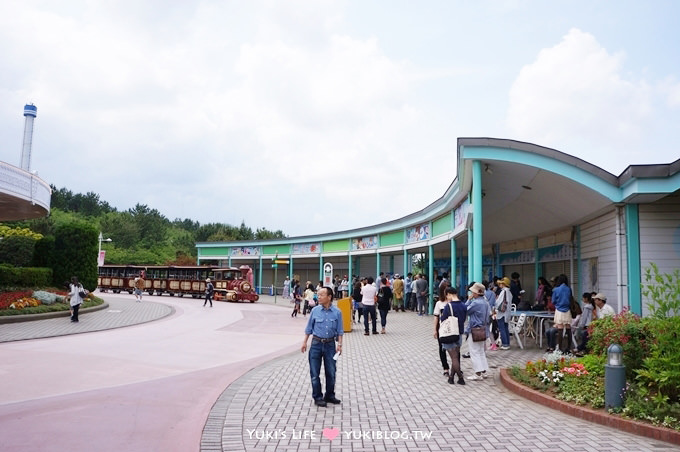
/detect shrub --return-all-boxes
[588,309,651,379]
[0,264,52,287]
[641,263,680,318]
[53,223,98,291]
[33,235,55,268]
[0,235,37,266]
[635,316,680,403]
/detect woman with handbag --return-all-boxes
[466,282,490,381]
[438,287,467,385]
[68,276,84,323]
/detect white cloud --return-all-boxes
[506,28,654,171]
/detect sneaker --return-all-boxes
[500,345,510,350]
[462,352,471,358]
[481,371,488,379]
[457,373,466,385]
[489,344,498,351]
[468,374,483,381]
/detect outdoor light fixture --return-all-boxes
[484,164,493,175]
[605,343,626,409]
[607,344,623,366]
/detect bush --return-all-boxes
[53,223,98,291]
[0,264,52,287]
[635,316,680,403]
[642,263,680,318]
[33,235,55,268]
[588,309,651,379]
[0,235,37,266]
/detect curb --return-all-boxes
[499,368,680,446]
[0,302,110,324]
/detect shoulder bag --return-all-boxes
[438,302,460,344]
[470,326,486,342]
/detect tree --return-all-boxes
[99,211,140,248]
[128,204,169,246]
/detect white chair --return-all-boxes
[509,313,526,349]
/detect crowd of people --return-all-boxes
[292,270,611,405]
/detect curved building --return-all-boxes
[196,138,680,316]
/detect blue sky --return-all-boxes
[1,0,678,236]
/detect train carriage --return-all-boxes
[97,264,258,302]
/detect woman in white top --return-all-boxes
[68,276,85,323]
[494,277,513,350]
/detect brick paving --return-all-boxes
[201,301,679,452]
[0,296,173,342]
[2,293,677,451]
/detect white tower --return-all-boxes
[20,104,38,171]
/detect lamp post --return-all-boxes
[605,344,626,409]
[98,232,112,266]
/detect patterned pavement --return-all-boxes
[2,293,678,451]
[202,299,679,452]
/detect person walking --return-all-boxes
[351,281,363,324]
[415,273,429,316]
[203,278,214,307]
[438,287,467,385]
[133,273,145,302]
[377,277,392,334]
[392,274,404,311]
[68,276,84,323]
[466,282,491,381]
[301,287,344,407]
[361,276,378,335]
[283,276,291,299]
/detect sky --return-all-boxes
[1,0,679,237]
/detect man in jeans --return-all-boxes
[415,273,429,316]
[301,287,344,407]
[360,276,378,335]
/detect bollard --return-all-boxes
[604,344,626,409]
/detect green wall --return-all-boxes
[263,244,290,254]
[199,247,230,256]
[432,213,452,237]
[323,239,349,252]
[380,231,403,247]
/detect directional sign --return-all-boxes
[274,259,289,264]
[272,264,278,268]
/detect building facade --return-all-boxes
[196,138,680,316]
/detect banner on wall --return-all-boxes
[97,251,106,267]
[406,223,430,243]
[231,246,261,256]
[454,198,470,229]
[292,243,320,254]
[351,236,378,250]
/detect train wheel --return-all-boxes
[169,293,175,297]
[178,293,184,298]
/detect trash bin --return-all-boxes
[336,297,353,332]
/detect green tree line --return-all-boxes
[3,185,286,266]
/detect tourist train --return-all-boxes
[96,265,259,302]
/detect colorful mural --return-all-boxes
[292,243,320,254]
[231,246,261,256]
[351,236,378,250]
[406,223,430,243]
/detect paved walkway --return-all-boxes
[200,303,679,452]
[0,293,677,452]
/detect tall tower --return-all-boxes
[20,104,38,171]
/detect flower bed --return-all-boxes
[0,288,103,316]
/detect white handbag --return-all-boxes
[438,302,460,344]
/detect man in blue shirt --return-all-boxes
[301,287,344,407]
